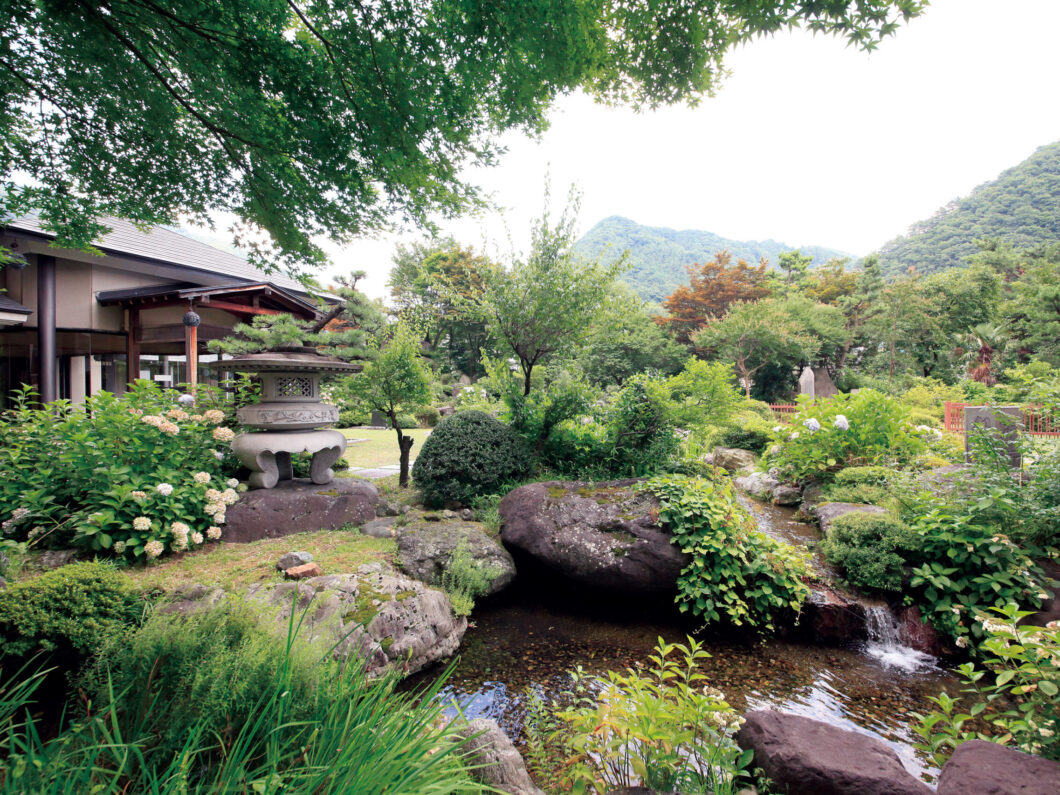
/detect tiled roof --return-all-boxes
[0,294,31,315]
[4,215,309,293]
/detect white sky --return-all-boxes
[318,0,1060,299]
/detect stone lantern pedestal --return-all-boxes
[211,349,361,489]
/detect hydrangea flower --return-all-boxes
[158,421,180,435]
[227,478,239,488]
[130,490,147,500]
[221,488,238,506]
[205,501,225,517]
[803,418,821,433]
[113,540,126,554]
[156,483,174,496]
[205,488,222,502]
[212,450,224,461]
[212,427,235,442]
[166,408,189,421]
[773,426,783,433]
[206,526,222,540]
[144,539,164,559]
[833,415,849,430]
[193,471,211,484]
[141,415,164,427]
[191,531,204,545]
[132,516,151,531]
[177,393,195,405]
[203,409,225,424]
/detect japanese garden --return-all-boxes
[0,2,1058,794]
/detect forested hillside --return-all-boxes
[876,141,1060,276]
[572,216,851,303]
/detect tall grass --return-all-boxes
[0,604,482,794]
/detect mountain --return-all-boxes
[876,141,1060,276]
[572,216,852,303]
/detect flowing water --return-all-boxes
[405,500,958,782]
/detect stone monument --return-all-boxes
[963,405,1023,468]
[211,349,361,489]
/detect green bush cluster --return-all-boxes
[337,408,370,427]
[415,405,442,427]
[769,389,926,481]
[0,383,242,561]
[644,475,811,631]
[715,411,774,453]
[0,562,143,659]
[820,512,921,592]
[0,604,479,794]
[80,600,327,765]
[412,411,532,506]
[438,540,501,616]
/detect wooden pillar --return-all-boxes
[126,307,141,386]
[37,254,57,403]
[183,305,200,388]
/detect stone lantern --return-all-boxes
[211,348,361,489]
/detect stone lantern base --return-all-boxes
[232,429,348,489]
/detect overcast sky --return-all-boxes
[319,0,1060,299]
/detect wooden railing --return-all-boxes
[768,404,798,423]
[944,402,1060,437]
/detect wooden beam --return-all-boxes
[126,307,141,386]
[200,299,287,316]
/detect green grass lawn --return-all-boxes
[339,427,431,469]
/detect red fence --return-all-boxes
[944,402,1060,437]
[768,404,798,423]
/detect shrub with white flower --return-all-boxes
[2,380,242,562]
[833,414,849,430]
[191,531,204,545]
[226,478,240,488]
[803,418,821,433]
[206,526,222,540]
[212,426,235,443]
[177,393,195,405]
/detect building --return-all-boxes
[0,216,323,407]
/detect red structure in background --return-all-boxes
[944,402,1060,437]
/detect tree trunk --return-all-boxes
[397,429,415,488]
[522,362,533,396]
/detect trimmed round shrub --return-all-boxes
[393,413,418,429]
[820,512,920,592]
[412,411,531,506]
[338,408,370,427]
[717,411,774,453]
[833,466,893,486]
[0,561,144,659]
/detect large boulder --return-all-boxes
[713,447,757,473]
[816,502,888,536]
[499,480,687,592]
[455,718,545,795]
[794,583,869,645]
[247,564,465,677]
[735,471,780,500]
[397,517,516,596]
[937,739,1060,795]
[772,483,803,506]
[737,710,932,795]
[224,478,379,543]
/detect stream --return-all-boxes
[406,499,959,782]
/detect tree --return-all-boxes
[962,323,1008,386]
[354,325,432,487]
[388,240,496,377]
[1,1,923,270]
[475,189,625,395]
[693,298,815,399]
[575,284,686,387]
[777,249,813,292]
[660,251,773,344]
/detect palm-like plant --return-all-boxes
[962,323,1008,386]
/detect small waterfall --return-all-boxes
[863,606,935,672]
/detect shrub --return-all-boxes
[833,466,894,486]
[770,390,926,481]
[644,475,811,631]
[291,452,349,478]
[914,603,1060,766]
[820,512,920,592]
[391,412,419,429]
[337,408,370,427]
[80,600,327,765]
[558,637,752,794]
[542,417,611,479]
[905,508,1049,641]
[439,541,502,616]
[604,373,680,476]
[0,562,143,659]
[412,411,532,506]
[0,608,478,794]
[415,406,441,428]
[666,359,742,427]
[0,383,240,560]
[716,411,774,454]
